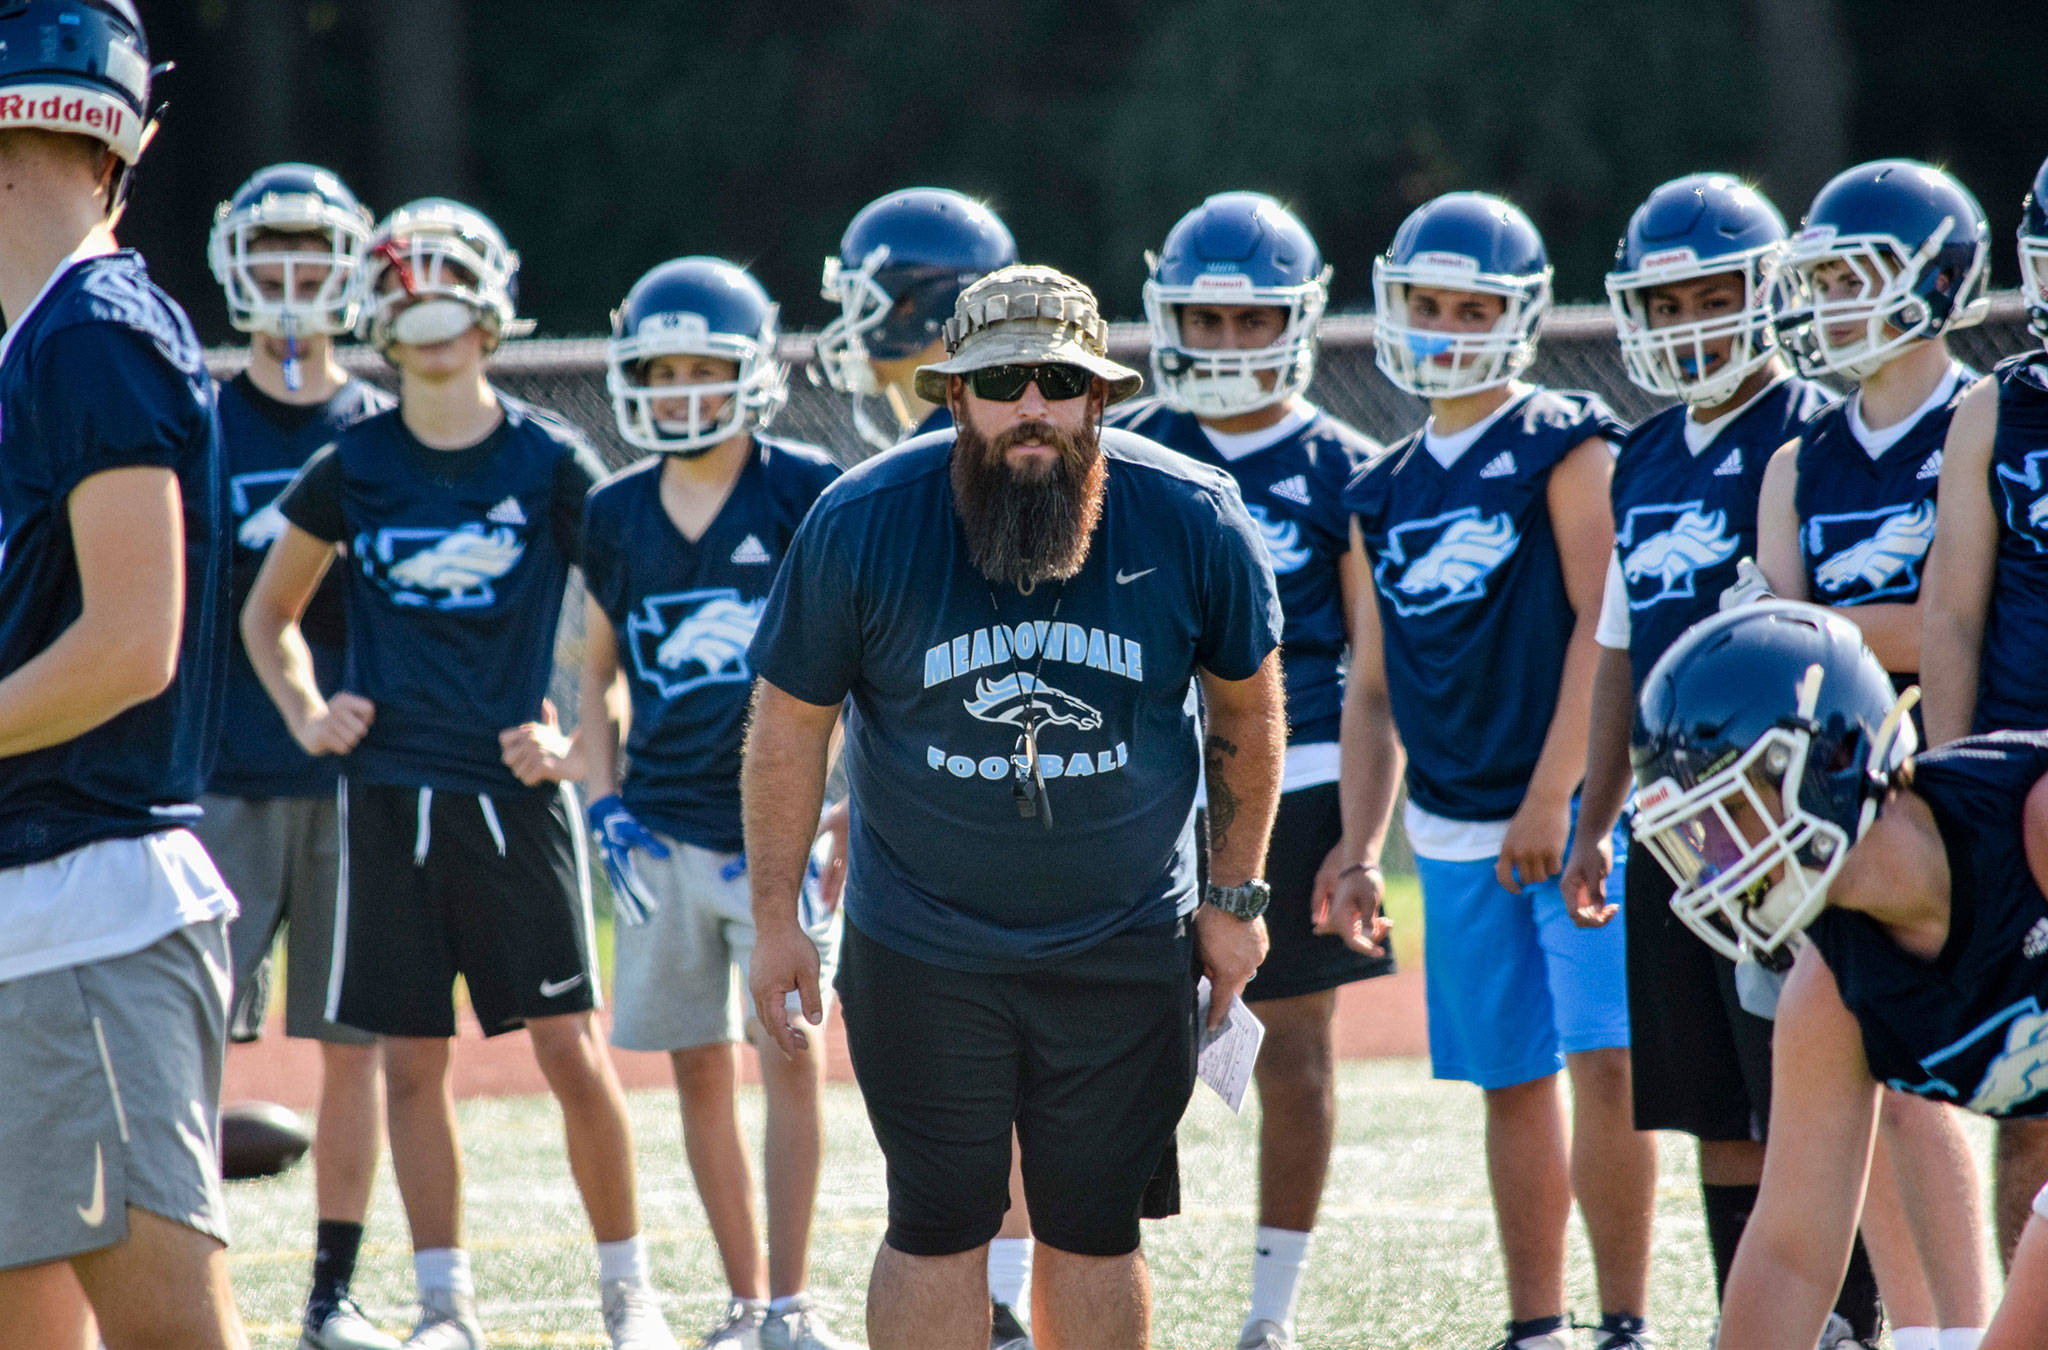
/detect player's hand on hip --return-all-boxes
[1562,835,1619,928]
[586,794,669,926]
[1497,792,1571,894]
[500,698,578,785]
[1194,904,1268,1030]
[296,691,374,756]
[1316,861,1392,957]
[812,798,850,912]
[750,918,823,1059]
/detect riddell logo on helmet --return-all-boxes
[1640,248,1700,270]
[0,94,124,138]
[1192,271,1254,290]
[1414,252,1480,273]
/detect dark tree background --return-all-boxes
[124,0,2045,344]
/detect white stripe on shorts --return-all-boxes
[326,780,352,1023]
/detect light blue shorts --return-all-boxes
[1414,820,1630,1089]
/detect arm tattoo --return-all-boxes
[1205,732,1240,856]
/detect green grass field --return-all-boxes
[224,1061,1755,1350]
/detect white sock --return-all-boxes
[414,1247,473,1300]
[596,1235,649,1286]
[768,1293,808,1315]
[1938,1331,1985,1350]
[987,1237,1032,1309]
[1245,1226,1311,1333]
[1892,1330,1937,1350]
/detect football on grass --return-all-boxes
[220,1100,311,1180]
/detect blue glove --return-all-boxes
[587,794,670,926]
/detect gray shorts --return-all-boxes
[195,791,369,1046]
[0,919,231,1269]
[610,838,841,1053]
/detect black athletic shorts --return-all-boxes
[331,780,597,1038]
[1234,783,1396,1003]
[1624,844,1773,1140]
[835,916,1196,1258]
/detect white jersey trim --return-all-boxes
[1595,551,1632,650]
[1847,364,1967,460]
[0,829,236,984]
[1403,798,1511,863]
[1198,402,1316,462]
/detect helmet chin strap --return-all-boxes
[392,298,479,347]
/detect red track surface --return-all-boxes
[222,972,1428,1110]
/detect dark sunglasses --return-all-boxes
[966,363,1094,402]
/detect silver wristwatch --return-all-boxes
[1202,878,1271,921]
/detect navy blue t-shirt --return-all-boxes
[1344,388,1621,820]
[1809,733,2048,1117]
[1980,355,2048,732]
[0,251,227,868]
[911,405,953,439]
[1110,400,1375,746]
[1793,371,1970,673]
[583,437,841,850]
[208,374,392,798]
[748,427,1281,972]
[1612,379,1835,696]
[277,397,605,795]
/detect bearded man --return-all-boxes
[743,265,1285,1350]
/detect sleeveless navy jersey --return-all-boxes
[1612,379,1835,696]
[1794,369,1971,690]
[1344,389,1622,820]
[207,374,392,798]
[583,438,841,851]
[1109,400,1374,745]
[1980,355,2048,732]
[1809,733,2048,1118]
[749,426,1281,973]
[277,397,605,795]
[0,251,227,868]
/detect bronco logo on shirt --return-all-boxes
[357,523,525,610]
[1244,503,1313,575]
[626,589,767,699]
[230,470,301,551]
[1996,449,2048,554]
[1618,503,1739,609]
[1373,507,1520,617]
[1803,500,1937,601]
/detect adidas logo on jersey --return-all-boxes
[2024,917,2048,960]
[486,496,527,526]
[1478,451,1517,479]
[1713,448,1743,477]
[1918,451,1944,480]
[731,534,772,565]
[1269,474,1313,506]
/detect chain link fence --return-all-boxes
[206,296,2040,853]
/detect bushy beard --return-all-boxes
[951,415,1106,591]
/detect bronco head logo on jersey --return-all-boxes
[230,469,301,551]
[1374,507,1519,616]
[1243,503,1313,575]
[1996,449,2048,554]
[963,672,1104,732]
[358,523,526,609]
[1804,500,1936,602]
[626,589,767,699]
[1618,503,1739,609]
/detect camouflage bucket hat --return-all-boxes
[913,264,1144,405]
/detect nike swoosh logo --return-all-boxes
[78,1143,106,1227]
[1115,568,1157,584]
[539,973,587,998]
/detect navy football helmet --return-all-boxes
[816,187,1016,447]
[1606,174,1788,407]
[357,198,534,354]
[208,164,373,340]
[0,1,150,164]
[1142,191,1330,418]
[1631,601,1917,962]
[1775,159,1990,380]
[2021,154,2048,347]
[608,257,788,456]
[1373,192,1552,397]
